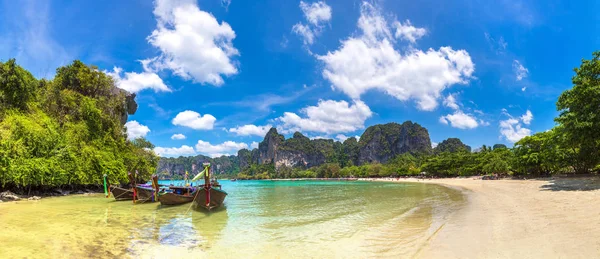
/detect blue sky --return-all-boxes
[1,0,599,157]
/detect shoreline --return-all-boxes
[366,177,600,258]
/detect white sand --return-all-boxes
[366,177,600,258]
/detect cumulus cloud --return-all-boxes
[172,110,216,130]
[432,142,438,148]
[513,60,529,81]
[293,1,331,45]
[443,93,460,110]
[500,109,533,142]
[144,0,239,86]
[393,20,427,43]
[171,133,186,140]
[317,2,474,111]
[250,141,259,149]
[440,93,482,129]
[520,110,533,124]
[105,66,170,94]
[277,99,373,134]
[300,1,331,25]
[292,23,315,45]
[154,145,196,157]
[125,121,150,140]
[439,111,479,129]
[195,140,248,157]
[229,124,272,137]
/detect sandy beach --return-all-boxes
[364,177,600,258]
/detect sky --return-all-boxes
[1,0,599,157]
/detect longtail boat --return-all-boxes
[134,175,163,203]
[104,173,136,201]
[192,162,228,210]
[158,186,197,205]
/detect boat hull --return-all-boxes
[193,188,227,210]
[135,186,158,203]
[158,192,196,205]
[110,186,133,201]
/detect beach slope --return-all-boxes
[374,177,600,258]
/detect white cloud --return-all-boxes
[277,99,373,134]
[293,1,331,45]
[144,0,239,86]
[317,2,474,111]
[125,121,150,140]
[154,145,196,157]
[229,124,272,137]
[300,1,331,25]
[520,110,533,125]
[521,86,527,92]
[513,60,529,81]
[335,134,348,142]
[393,20,427,43]
[172,110,216,130]
[439,111,479,129]
[292,23,315,45]
[171,133,186,140]
[432,142,438,148]
[479,119,491,126]
[195,140,248,157]
[106,67,170,93]
[499,109,532,142]
[443,93,460,110]
[250,141,259,149]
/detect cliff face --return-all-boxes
[158,121,436,175]
[249,130,325,169]
[358,122,432,164]
[156,155,239,178]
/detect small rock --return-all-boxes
[0,191,21,201]
[28,196,41,201]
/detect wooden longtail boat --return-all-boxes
[192,162,228,211]
[158,186,197,205]
[104,173,138,201]
[133,175,163,203]
[109,186,134,201]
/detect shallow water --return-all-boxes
[0,180,464,258]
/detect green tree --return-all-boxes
[555,51,600,173]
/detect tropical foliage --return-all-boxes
[0,59,158,190]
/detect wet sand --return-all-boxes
[366,177,600,258]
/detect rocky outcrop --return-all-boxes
[434,138,471,153]
[159,121,438,174]
[0,191,21,201]
[358,122,432,164]
[156,155,239,178]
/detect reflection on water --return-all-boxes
[0,180,464,258]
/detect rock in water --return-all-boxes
[0,191,21,201]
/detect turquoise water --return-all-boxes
[0,180,464,258]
